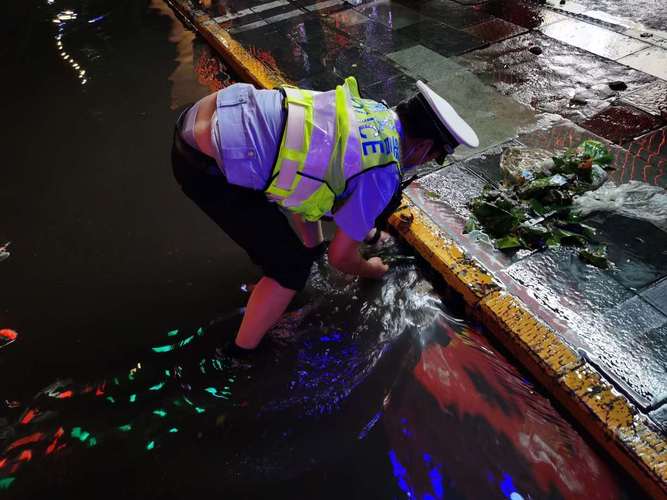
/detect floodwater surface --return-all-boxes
[1,0,646,498]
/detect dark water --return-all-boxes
[0,1,645,498]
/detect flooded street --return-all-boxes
[0,0,653,498]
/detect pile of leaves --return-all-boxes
[464,140,614,268]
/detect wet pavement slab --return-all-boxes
[641,278,667,316]
[622,80,667,118]
[539,18,650,61]
[579,104,665,146]
[454,32,658,122]
[544,0,667,34]
[618,46,667,81]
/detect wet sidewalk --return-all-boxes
[166,0,666,494]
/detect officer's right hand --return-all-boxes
[367,257,389,279]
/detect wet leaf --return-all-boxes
[495,235,523,250]
[581,140,613,166]
[553,228,587,247]
[463,217,480,234]
[579,246,610,269]
[530,198,546,215]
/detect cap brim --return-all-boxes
[416,81,479,148]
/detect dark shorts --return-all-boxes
[171,107,315,291]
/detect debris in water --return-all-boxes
[0,242,10,262]
[464,141,615,268]
[608,81,627,91]
[0,329,18,349]
[570,92,591,106]
[573,181,667,231]
[578,246,610,269]
[528,46,543,55]
[500,147,554,186]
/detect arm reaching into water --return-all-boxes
[328,228,388,279]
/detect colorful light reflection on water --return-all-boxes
[0,242,643,498]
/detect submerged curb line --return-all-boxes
[166,1,667,496]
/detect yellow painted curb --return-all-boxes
[165,5,667,497]
[394,200,667,499]
[389,202,500,305]
[167,0,287,89]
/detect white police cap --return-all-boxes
[416,80,479,148]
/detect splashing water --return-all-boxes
[0,239,639,498]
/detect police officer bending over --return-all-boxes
[172,77,478,357]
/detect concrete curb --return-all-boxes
[166,1,667,496]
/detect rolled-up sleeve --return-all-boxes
[332,165,400,241]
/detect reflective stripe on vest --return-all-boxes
[266,76,402,221]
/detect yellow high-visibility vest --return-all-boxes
[265,77,402,221]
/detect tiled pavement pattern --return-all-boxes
[191,0,667,430]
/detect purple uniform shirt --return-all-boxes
[212,83,400,242]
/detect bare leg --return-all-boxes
[234,276,297,349]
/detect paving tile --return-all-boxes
[540,18,650,61]
[543,0,595,16]
[203,0,273,17]
[329,18,417,53]
[455,32,657,122]
[590,299,667,409]
[425,66,538,158]
[328,46,406,87]
[233,25,328,80]
[353,0,424,30]
[249,0,305,20]
[213,8,264,29]
[397,19,486,57]
[363,72,418,106]
[584,213,667,291]
[326,6,372,28]
[386,44,458,82]
[622,80,667,118]
[400,0,493,29]
[465,18,527,44]
[649,403,667,434]
[625,127,667,184]
[641,277,667,316]
[269,13,333,42]
[506,246,636,327]
[579,104,665,145]
[410,164,487,221]
[486,0,569,29]
[618,46,667,80]
[549,0,667,33]
[299,0,350,15]
[505,246,667,408]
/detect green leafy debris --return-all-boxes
[465,141,613,268]
[579,246,610,269]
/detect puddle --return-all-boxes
[0,242,644,498]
